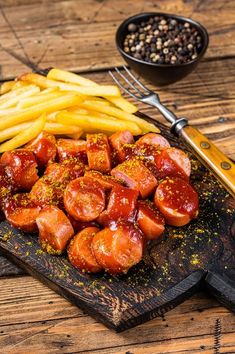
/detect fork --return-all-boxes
[109,66,235,199]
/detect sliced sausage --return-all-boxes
[154,177,199,227]
[67,227,102,273]
[84,170,122,191]
[45,161,84,185]
[136,133,170,149]
[4,193,41,232]
[36,205,74,255]
[67,214,99,234]
[1,149,39,191]
[98,186,139,225]
[30,177,64,208]
[57,138,87,163]
[64,176,105,222]
[86,133,112,173]
[137,200,165,240]
[26,131,57,168]
[111,158,158,198]
[109,130,134,162]
[0,165,14,210]
[155,147,191,180]
[92,222,143,274]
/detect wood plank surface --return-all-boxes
[0,276,234,354]
[0,0,235,80]
[0,0,235,352]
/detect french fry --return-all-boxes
[20,73,120,97]
[68,106,118,120]
[0,85,40,109]
[0,121,84,143]
[18,91,65,109]
[104,96,138,114]
[56,111,142,135]
[11,80,29,90]
[0,81,16,95]
[0,114,46,153]
[0,122,31,142]
[0,93,83,131]
[84,97,111,106]
[47,68,96,87]
[0,107,20,117]
[47,68,138,113]
[44,122,83,136]
[80,100,159,133]
[38,87,58,95]
[46,111,60,122]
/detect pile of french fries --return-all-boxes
[0,68,159,152]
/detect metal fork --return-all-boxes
[109,66,235,199]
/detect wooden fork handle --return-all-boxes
[180,125,235,199]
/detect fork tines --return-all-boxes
[109,66,151,100]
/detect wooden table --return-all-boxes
[0,1,234,353]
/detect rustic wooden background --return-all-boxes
[0,0,235,353]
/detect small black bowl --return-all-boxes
[116,12,209,86]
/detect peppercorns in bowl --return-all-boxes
[116,12,209,85]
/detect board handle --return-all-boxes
[180,125,235,199]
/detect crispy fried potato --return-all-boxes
[0,121,83,143]
[0,114,46,153]
[0,69,159,151]
[47,68,96,87]
[56,111,142,135]
[38,87,58,95]
[47,68,138,113]
[68,106,118,120]
[20,73,120,97]
[18,91,65,109]
[44,122,83,136]
[106,96,138,114]
[0,85,40,109]
[0,81,16,95]
[80,100,159,133]
[0,107,20,117]
[0,94,83,131]
[0,122,31,142]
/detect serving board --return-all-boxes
[0,117,234,332]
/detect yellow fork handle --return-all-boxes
[180,125,235,199]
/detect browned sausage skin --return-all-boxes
[36,205,74,255]
[1,150,39,191]
[4,193,41,233]
[57,138,87,163]
[26,131,57,168]
[109,130,134,162]
[64,176,106,222]
[111,158,158,198]
[137,200,165,240]
[92,222,143,274]
[67,227,102,273]
[154,177,199,227]
[86,133,112,173]
[98,186,139,225]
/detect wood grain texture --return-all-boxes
[0,276,234,354]
[0,0,235,79]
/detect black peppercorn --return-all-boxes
[123,16,203,65]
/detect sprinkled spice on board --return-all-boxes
[1,230,12,242]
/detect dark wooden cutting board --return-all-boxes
[0,117,234,332]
